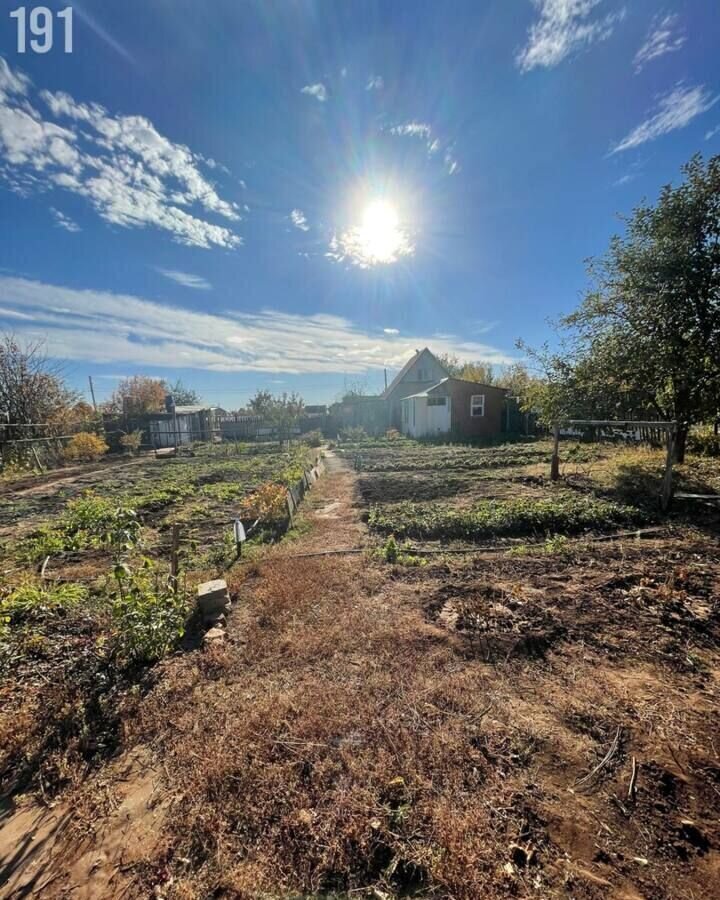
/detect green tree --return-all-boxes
[164,379,201,406]
[248,390,304,445]
[435,352,495,384]
[526,154,720,460]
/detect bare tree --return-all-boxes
[0,334,78,445]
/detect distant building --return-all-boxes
[148,405,222,447]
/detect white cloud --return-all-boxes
[387,121,458,173]
[301,83,328,102]
[634,14,685,73]
[517,0,625,72]
[612,83,718,153]
[156,268,211,290]
[389,122,432,140]
[0,275,514,373]
[51,207,81,232]
[706,124,720,141]
[383,328,400,335]
[290,208,310,231]
[0,57,241,249]
[366,75,384,91]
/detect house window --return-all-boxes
[427,397,446,406]
[470,394,485,417]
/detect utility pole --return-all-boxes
[384,368,388,391]
[88,375,97,411]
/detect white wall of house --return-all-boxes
[401,396,451,438]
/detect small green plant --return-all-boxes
[381,535,399,563]
[0,581,88,636]
[375,535,428,567]
[111,559,189,664]
[19,493,141,562]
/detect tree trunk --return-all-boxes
[673,425,688,464]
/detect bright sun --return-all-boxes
[329,196,414,268]
[357,200,403,264]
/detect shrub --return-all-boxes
[339,425,367,442]
[240,482,289,525]
[111,559,189,664]
[301,430,323,448]
[120,430,144,455]
[63,432,109,463]
[687,426,720,457]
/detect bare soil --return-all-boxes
[1,453,719,898]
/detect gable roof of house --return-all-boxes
[382,348,448,399]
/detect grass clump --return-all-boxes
[0,581,88,636]
[369,493,646,541]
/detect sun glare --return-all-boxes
[358,200,402,263]
[328,196,415,268]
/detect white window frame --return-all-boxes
[470,394,485,418]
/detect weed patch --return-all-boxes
[369,494,646,541]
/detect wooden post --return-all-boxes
[550,424,560,482]
[170,523,180,594]
[660,427,675,513]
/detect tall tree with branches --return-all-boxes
[524,154,720,460]
[0,334,78,444]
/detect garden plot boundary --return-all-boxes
[172,451,326,570]
[33,450,326,585]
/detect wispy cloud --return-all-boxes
[634,14,685,73]
[706,124,720,141]
[156,268,212,290]
[517,0,625,72]
[0,276,514,373]
[611,83,718,153]
[290,208,310,231]
[0,57,241,249]
[301,83,328,102]
[383,328,400,335]
[51,207,81,232]
[387,121,458,174]
[366,75,384,91]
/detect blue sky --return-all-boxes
[1,0,718,409]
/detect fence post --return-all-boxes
[550,424,560,482]
[660,427,675,513]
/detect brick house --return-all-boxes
[387,348,509,440]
